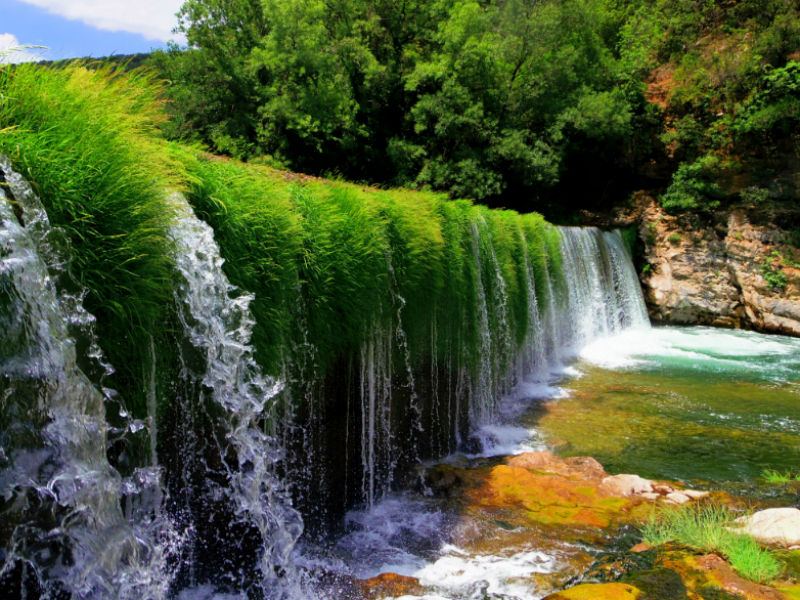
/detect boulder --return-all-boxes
[601,474,654,497]
[506,451,607,480]
[732,508,800,547]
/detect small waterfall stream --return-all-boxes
[167,195,304,597]
[0,158,173,598]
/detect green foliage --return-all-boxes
[761,251,789,290]
[151,0,640,205]
[761,468,800,484]
[741,186,771,204]
[736,61,800,137]
[667,232,682,245]
[146,0,800,212]
[642,504,783,584]
[660,155,722,213]
[0,63,183,409]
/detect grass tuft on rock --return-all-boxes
[642,504,783,584]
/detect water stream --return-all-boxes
[0,158,174,598]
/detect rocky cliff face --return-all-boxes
[633,196,800,336]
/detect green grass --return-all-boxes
[0,63,184,416]
[642,504,783,584]
[0,62,565,445]
[762,469,800,484]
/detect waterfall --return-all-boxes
[0,158,174,598]
[555,227,649,356]
[0,150,650,595]
[167,194,304,597]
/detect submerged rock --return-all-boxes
[358,572,424,599]
[732,508,800,548]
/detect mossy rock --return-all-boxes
[465,464,636,530]
[545,582,642,599]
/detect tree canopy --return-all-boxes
[151,0,800,214]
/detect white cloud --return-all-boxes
[0,33,44,63]
[18,0,185,42]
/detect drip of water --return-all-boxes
[0,157,174,598]
[168,194,304,597]
[359,328,396,507]
[469,221,497,426]
[517,232,548,382]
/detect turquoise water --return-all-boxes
[536,326,800,485]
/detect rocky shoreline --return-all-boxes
[358,450,800,600]
[578,195,800,337]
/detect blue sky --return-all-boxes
[0,0,185,62]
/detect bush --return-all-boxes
[660,155,722,213]
[761,252,788,290]
[741,186,770,204]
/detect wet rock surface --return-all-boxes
[633,196,800,336]
[359,573,425,599]
[354,449,800,599]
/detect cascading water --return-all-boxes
[309,224,652,598]
[0,158,174,598]
[167,194,304,597]
[0,149,651,598]
[555,227,649,355]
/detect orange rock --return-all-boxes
[466,464,631,529]
[358,572,424,599]
[506,451,607,481]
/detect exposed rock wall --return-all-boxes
[635,196,800,336]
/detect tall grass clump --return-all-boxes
[762,469,800,484]
[642,504,782,584]
[0,63,183,412]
